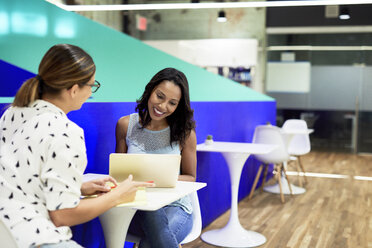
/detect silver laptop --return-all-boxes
[109,153,181,188]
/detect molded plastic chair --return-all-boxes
[0,220,18,248]
[249,124,292,203]
[126,191,202,247]
[282,119,311,187]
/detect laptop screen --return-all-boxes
[109,153,181,188]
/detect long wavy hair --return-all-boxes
[136,68,196,147]
[12,44,96,107]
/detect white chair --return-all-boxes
[126,191,202,247]
[282,119,311,187]
[0,220,18,248]
[248,124,293,203]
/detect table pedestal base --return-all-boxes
[99,207,137,248]
[201,223,266,248]
[264,176,306,195]
[196,143,276,247]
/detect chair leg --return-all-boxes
[298,156,308,184]
[260,164,269,192]
[293,158,303,187]
[281,164,293,195]
[249,164,263,200]
[277,165,285,203]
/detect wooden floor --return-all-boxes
[184,151,372,248]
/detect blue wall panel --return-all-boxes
[0,59,34,97]
[67,102,137,174]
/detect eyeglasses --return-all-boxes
[85,80,101,93]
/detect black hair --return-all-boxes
[135,68,195,146]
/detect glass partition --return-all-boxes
[266,33,372,154]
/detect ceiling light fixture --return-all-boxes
[217,10,227,22]
[45,0,372,11]
[339,7,351,20]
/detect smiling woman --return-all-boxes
[115,67,197,248]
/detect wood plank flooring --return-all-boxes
[184,152,372,248]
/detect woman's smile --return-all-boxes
[153,106,166,117]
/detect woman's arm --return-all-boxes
[178,130,197,182]
[49,175,153,227]
[115,115,130,153]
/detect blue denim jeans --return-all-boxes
[128,206,193,248]
[31,240,83,248]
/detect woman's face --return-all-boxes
[73,75,94,110]
[147,80,181,122]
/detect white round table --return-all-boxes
[197,142,277,247]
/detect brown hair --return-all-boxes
[12,44,96,107]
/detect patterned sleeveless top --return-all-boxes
[126,113,192,213]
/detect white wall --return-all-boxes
[266,62,311,93]
[145,39,258,68]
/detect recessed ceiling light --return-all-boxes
[339,7,351,19]
[217,10,227,22]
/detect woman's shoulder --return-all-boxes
[117,113,140,134]
[117,115,131,128]
[37,112,83,137]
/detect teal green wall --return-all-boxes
[0,0,273,103]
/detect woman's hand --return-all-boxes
[112,175,155,205]
[81,176,118,196]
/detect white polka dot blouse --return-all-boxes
[0,100,87,247]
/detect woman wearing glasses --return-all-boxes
[0,44,152,248]
[115,68,197,248]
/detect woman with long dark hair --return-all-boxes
[115,67,197,248]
